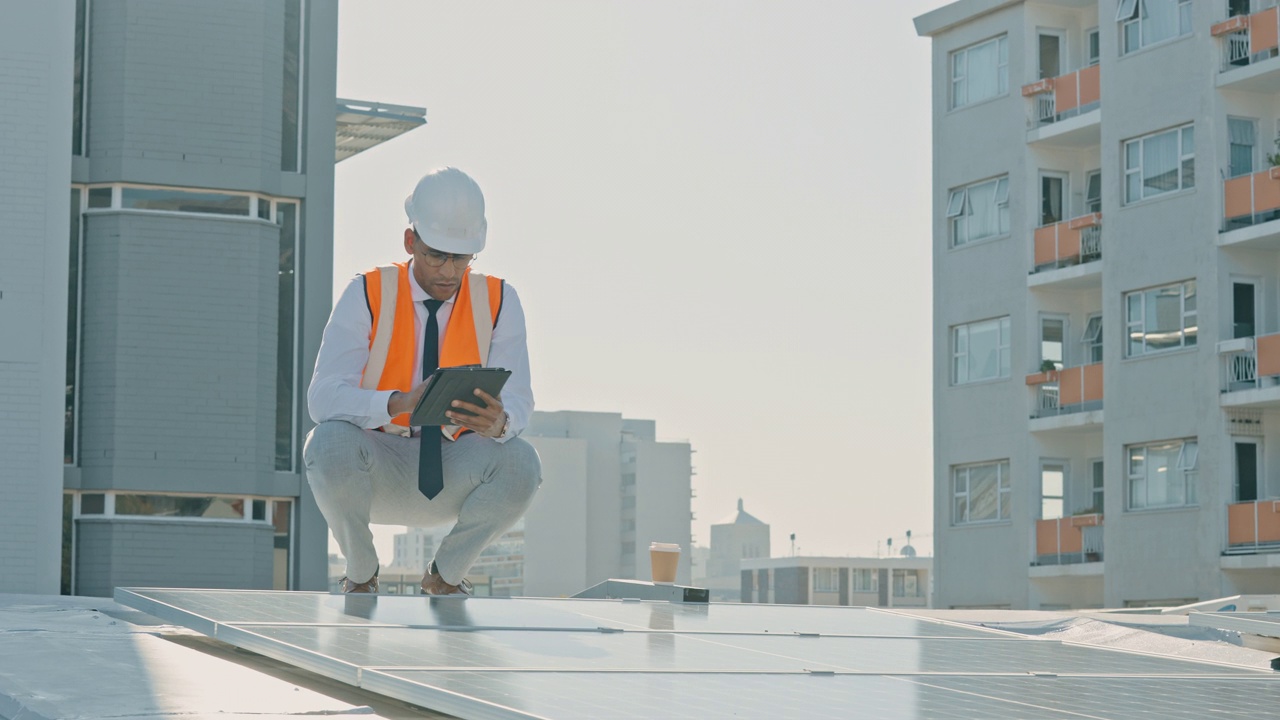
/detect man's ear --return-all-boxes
[403,228,416,255]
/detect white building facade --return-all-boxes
[917,0,1280,609]
[740,556,932,609]
[521,410,694,597]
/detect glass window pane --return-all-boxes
[281,0,302,172]
[276,203,299,471]
[1142,131,1179,197]
[80,493,105,514]
[87,187,112,208]
[114,495,245,518]
[946,190,965,217]
[1041,318,1065,367]
[967,319,1002,381]
[1145,287,1184,351]
[121,188,251,216]
[1125,141,1140,171]
[968,464,999,521]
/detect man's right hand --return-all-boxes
[387,379,430,418]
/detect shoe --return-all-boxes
[340,573,379,593]
[420,569,473,596]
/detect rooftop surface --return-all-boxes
[4,589,1280,719]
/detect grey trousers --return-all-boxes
[303,420,541,586]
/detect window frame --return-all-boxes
[1082,313,1104,364]
[1040,459,1068,520]
[947,175,1010,247]
[1039,171,1069,227]
[1123,124,1195,205]
[1126,438,1199,510]
[1124,280,1198,357]
[953,460,1013,525]
[1087,27,1101,66]
[950,35,1010,110]
[1228,116,1258,179]
[1085,169,1102,214]
[812,567,839,593]
[952,316,1012,385]
[1119,0,1193,56]
[1040,314,1069,370]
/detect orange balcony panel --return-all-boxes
[1224,175,1254,220]
[1253,8,1279,55]
[1025,371,1058,386]
[1036,518,1083,556]
[1034,225,1059,266]
[1070,513,1102,528]
[1078,65,1100,107]
[1055,72,1079,114]
[1022,78,1053,96]
[1067,212,1100,230]
[1258,333,1280,377]
[1256,170,1280,214]
[1228,501,1280,545]
[1212,15,1250,37]
[1059,366,1083,406]
[1057,225,1081,260]
[1082,363,1103,403]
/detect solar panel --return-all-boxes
[117,589,1280,720]
[1189,611,1280,638]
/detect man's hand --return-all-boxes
[387,379,431,418]
[447,388,507,438]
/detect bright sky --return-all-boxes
[333,0,954,562]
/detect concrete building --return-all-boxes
[741,556,933,608]
[390,527,436,573]
[916,0,1280,610]
[521,410,694,596]
[703,499,771,602]
[1,0,423,596]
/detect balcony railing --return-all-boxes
[1022,65,1100,128]
[1213,8,1280,72]
[1219,333,1280,392]
[1026,363,1104,418]
[1032,212,1102,273]
[1223,166,1280,231]
[1035,514,1103,565]
[1226,500,1280,553]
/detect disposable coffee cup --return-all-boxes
[650,542,680,584]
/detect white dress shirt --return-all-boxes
[307,261,533,442]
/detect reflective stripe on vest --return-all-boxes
[359,263,504,437]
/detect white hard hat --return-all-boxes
[404,167,487,254]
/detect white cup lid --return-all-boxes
[649,542,681,552]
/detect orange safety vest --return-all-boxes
[358,262,504,437]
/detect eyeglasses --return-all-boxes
[415,235,475,269]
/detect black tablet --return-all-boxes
[410,366,511,427]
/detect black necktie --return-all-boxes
[419,299,445,499]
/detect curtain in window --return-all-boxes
[966,41,998,103]
[1230,119,1256,178]
[968,181,998,239]
[968,464,999,521]
[1041,177,1063,225]
[1143,131,1179,195]
[968,319,1001,380]
[1142,0,1180,45]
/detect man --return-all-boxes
[305,167,540,595]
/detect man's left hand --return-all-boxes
[446,389,507,438]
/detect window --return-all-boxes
[947,176,1009,246]
[1041,461,1066,520]
[1127,439,1198,510]
[276,202,300,471]
[1233,280,1257,339]
[851,569,877,592]
[1089,459,1105,513]
[66,189,83,465]
[1087,28,1101,66]
[121,187,251,216]
[1124,124,1194,203]
[1039,32,1063,79]
[1085,170,1102,214]
[281,0,304,172]
[72,0,88,156]
[1118,0,1192,55]
[893,569,922,598]
[1082,314,1103,364]
[1041,316,1066,370]
[1229,117,1257,178]
[953,460,1012,524]
[1040,173,1066,226]
[953,316,1011,384]
[1234,439,1260,502]
[813,568,838,593]
[1125,281,1197,356]
[951,36,1009,109]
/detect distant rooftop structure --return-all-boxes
[335,98,427,162]
[716,498,766,525]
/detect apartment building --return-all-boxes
[2,0,424,595]
[916,0,1280,609]
[702,499,771,602]
[521,410,694,596]
[740,556,932,609]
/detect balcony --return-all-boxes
[1022,65,1100,146]
[1215,8,1280,91]
[1027,364,1103,431]
[1225,500,1280,554]
[1221,166,1280,249]
[1219,334,1280,406]
[1029,212,1102,289]
[1033,514,1103,566]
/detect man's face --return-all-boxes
[403,228,473,301]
